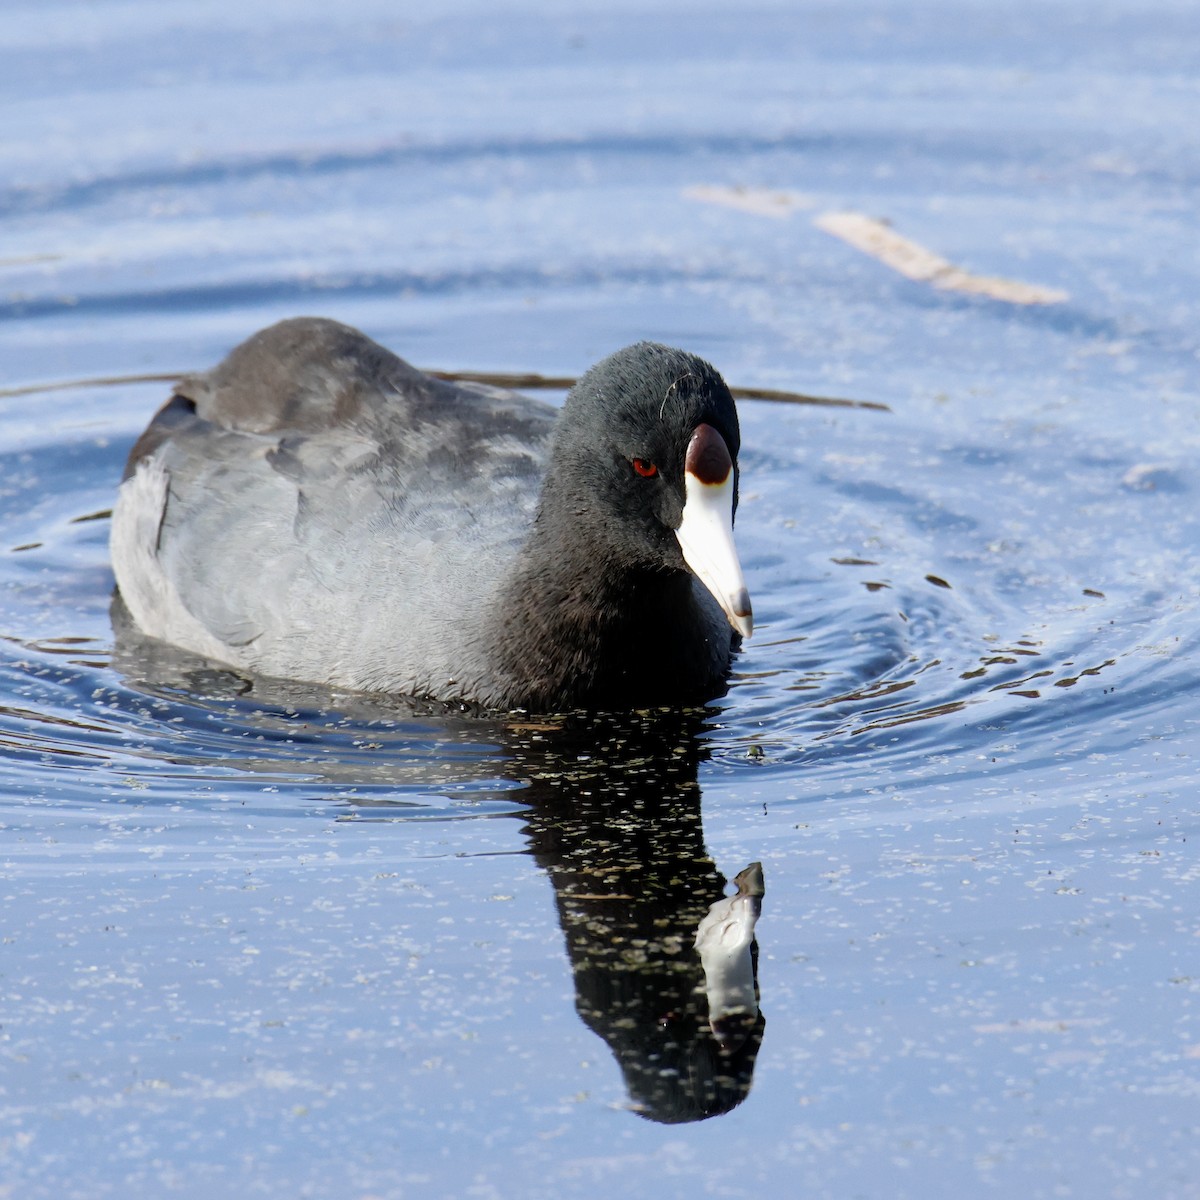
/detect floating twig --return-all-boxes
[815,211,1068,306]
[1,366,890,412]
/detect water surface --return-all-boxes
[2,2,1199,1197]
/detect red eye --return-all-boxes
[632,458,658,478]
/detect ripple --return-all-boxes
[1,375,1198,837]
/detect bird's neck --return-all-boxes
[488,501,728,711]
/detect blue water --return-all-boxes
[2,2,1199,1196]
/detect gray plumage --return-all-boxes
[111,317,744,710]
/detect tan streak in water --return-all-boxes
[815,211,1068,306]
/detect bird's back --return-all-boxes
[112,318,557,698]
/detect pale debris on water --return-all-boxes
[815,211,1069,305]
[682,183,817,218]
[683,187,1068,305]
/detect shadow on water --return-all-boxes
[108,617,767,1124]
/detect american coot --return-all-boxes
[110,318,752,711]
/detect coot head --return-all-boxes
[546,341,752,637]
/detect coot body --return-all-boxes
[111,318,751,710]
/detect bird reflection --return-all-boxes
[506,712,765,1123]
[110,623,765,1122]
